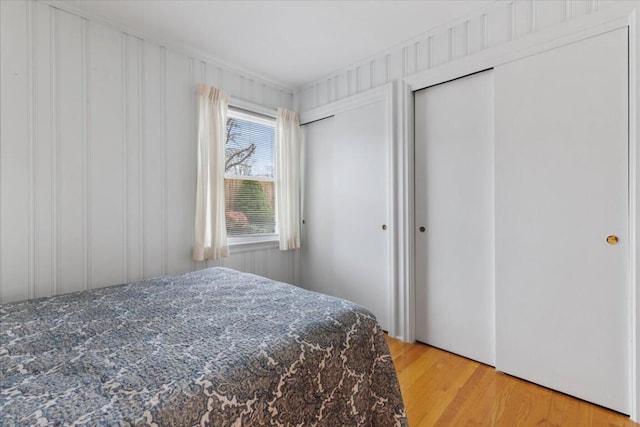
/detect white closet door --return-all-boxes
[301,115,337,302]
[495,28,629,413]
[414,70,495,365]
[301,100,390,330]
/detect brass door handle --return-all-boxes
[606,235,619,245]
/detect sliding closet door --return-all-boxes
[414,70,495,365]
[495,28,629,413]
[301,100,390,330]
[300,115,337,305]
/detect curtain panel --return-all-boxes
[193,84,230,261]
[275,108,302,250]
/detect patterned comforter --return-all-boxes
[0,267,406,426]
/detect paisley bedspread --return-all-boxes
[0,267,406,426]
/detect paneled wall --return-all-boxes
[295,0,614,110]
[0,0,296,303]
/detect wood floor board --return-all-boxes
[415,356,479,426]
[432,364,499,426]
[386,336,638,427]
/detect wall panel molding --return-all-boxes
[138,38,145,280]
[52,5,60,297]
[160,46,168,276]
[82,17,90,290]
[295,0,612,111]
[27,0,36,300]
[53,6,61,296]
[0,0,297,302]
[121,32,128,284]
[35,1,53,299]
[42,0,294,96]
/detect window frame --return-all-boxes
[224,104,279,250]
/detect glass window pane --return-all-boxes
[225,112,275,179]
[225,179,276,236]
[224,109,277,237]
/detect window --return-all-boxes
[224,108,277,240]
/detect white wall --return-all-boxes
[0,0,296,303]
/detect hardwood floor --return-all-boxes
[386,336,638,427]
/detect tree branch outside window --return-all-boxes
[225,118,255,174]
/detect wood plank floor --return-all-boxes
[386,336,638,427]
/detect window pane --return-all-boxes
[225,111,275,179]
[225,179,276,235]
[224,109,277,237]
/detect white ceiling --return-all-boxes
[55,0,496,89]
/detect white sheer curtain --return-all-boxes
[193,84,230,261]
[275,108,302,250]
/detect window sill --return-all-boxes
[228,235,279,254]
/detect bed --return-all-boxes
[0,267,407,426]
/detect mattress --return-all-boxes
[0,267,406,426]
